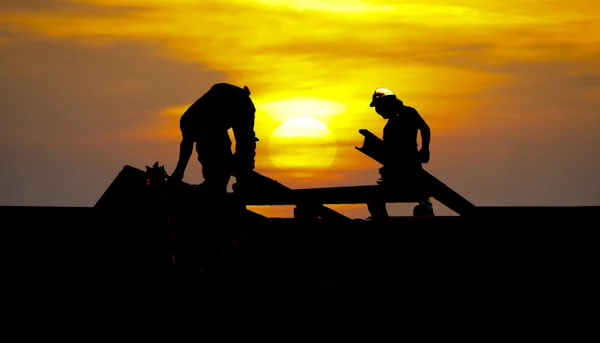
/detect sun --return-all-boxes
[268,117,337,177]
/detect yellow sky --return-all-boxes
[1,0,599,216]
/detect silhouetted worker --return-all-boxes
[170,83,258,195]
[169,83,257,275]
[366,87,434,218]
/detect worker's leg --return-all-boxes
[411,161,434,216]
[196,131,233,194]
[174,131,232,274]
[368,159,421,219]
[367,198,389,220]
[367,181,390,220]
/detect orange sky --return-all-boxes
[1,0,599,217]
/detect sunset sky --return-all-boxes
[1,0,599,218]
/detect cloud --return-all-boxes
[471,61,600,133]
[427,59,600,208]
[3,0,597,102]
[0,0,77,11]
[0,0,150,15]
[0,36,224,140]
[0,35,225,206]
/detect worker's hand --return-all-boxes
[418,149,430,163]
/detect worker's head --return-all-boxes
[370,87,403,119]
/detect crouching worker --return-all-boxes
[170,82,257,194]
[366,87,434,219]
[169,83,258,275]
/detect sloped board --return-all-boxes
[229,184,423,205]
[94,165,148,210]
[94,165,266,220]
[355,129,476,216]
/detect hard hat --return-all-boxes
[369,88,397,107]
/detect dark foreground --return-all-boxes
[4,206,598,297]
[3,205,596,335]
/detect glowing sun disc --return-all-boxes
[268,117,337,176]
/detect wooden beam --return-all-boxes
[236,171,352,221]
[229,184,423,205]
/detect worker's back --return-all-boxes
[180,83,255,134]
[382,105,421,155]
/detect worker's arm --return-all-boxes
[419,119,430,150]
[171,134,194,182]
[416,110,431,163]
[231,104,257,175]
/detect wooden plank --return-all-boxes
[355,129,476,216]
[235,171,352,221]
[229,184,422,205]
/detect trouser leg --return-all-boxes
[367,198,389,219]
[367,185,389,219]
[172,132,232,274]
[200,163,231,194]
[368,160,425,219]
[196,132,233,194]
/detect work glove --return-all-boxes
[418,149,430,163]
